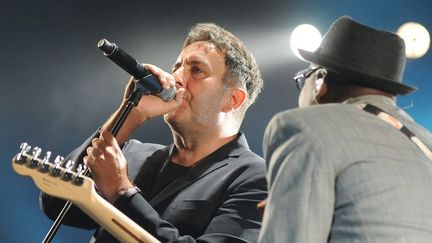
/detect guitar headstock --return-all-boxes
[12,142,95,204]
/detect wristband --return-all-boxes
[121,186,141,199]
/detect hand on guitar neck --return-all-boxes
[12,142,160,243]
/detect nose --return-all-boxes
[173,66,185,89]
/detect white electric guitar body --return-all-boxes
[12,143,160,243]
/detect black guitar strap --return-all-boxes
[355,104,432,161]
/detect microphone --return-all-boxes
[97,39,176,101]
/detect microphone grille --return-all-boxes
[157,86,177,102]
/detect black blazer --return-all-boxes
[41,132,267,242]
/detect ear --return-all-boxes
[222,88,247,112]
[314,71,328,102]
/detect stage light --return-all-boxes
[397,22,430,59]
[290,24,322,61]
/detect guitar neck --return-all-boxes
[11,143,160,243]
[75,187,159,243]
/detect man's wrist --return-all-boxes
[121,186,141,199]
[113,186,141,206]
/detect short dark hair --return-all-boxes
[183,23,263,109]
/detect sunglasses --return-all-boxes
[293,67,322,91]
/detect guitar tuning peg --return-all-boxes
[39,151,52,173]
[54,155,64,165]
[74,164,87,185]
[32,147,42,158]
[43,151,52,162]
[65,160,74,170]
[51,155,64,177]
[19,142,29,152]
[15,142,31,164]
[76,164,86,174]
[29,147,42,168]
[63,160,75,181]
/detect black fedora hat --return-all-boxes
[299,16,416,95]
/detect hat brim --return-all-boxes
[298,49,417,95]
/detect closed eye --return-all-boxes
[191,66,203,74]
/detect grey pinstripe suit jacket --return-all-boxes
[259,95,432,243]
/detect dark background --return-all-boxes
[1,0,431,242]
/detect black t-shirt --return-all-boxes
[151,161,189,197]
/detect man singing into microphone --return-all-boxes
[40,23,266,242]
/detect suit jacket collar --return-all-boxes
[343,94,396,106]
[343,94,414,122]
[149,132,249,206]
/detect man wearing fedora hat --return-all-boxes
[259,16,432,242]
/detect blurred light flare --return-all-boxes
[290,24,322,61]
[397,22,430,59]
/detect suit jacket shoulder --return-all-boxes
[261,97,432,242]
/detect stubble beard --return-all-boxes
[164,102,219,138]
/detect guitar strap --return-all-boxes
[355,104,432,161]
